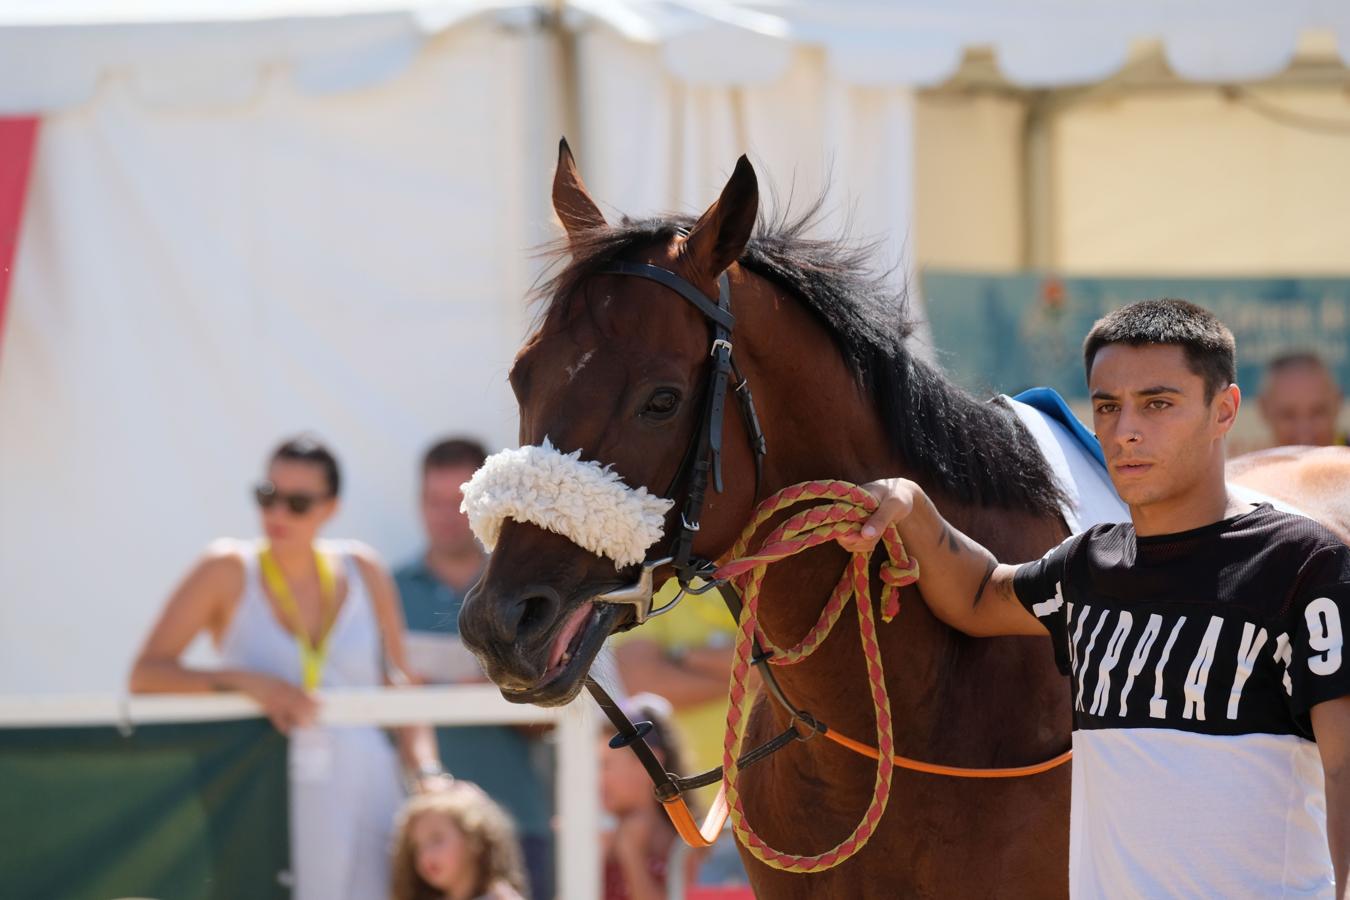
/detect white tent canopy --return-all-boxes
[571,0,1350,87]
[5,1,1348,114]
[0,2,544,115]
[1,1,1347,694]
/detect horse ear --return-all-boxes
[683,156,759,279]
[552,137,606,240]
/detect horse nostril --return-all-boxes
[516,585,562,641]
[462,582,564,648]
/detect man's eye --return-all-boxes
[642,389,681,420]
[1095,404,1118,414]
[1147,400,1170,410]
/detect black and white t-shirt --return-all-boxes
[1014,503,1350,898]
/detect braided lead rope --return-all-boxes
[720,499,912,663]
[715,481,917,872]
[654,481,1072,870]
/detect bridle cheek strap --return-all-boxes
[599,262,746,589]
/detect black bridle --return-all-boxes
[599,260,765,601]
[583,257,826,808]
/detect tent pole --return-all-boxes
[1021,92,1055,270]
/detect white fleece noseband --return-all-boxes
[460,439,674,568]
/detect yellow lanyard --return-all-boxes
[259,544,337,691]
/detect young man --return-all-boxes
[845,300,1350,897]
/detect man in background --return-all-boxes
[1259,351,1346,447]
[395,437,554,899]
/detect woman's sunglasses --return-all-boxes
[253,482,330,515]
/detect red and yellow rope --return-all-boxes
[659,480,1072,872]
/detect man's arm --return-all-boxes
[1312,696,1350,899]
[840,478,1047,638]
[615,640,728,707]
[1291,545,1350,898]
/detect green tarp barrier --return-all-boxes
[0,718,289,900]
[922,271,1350,401]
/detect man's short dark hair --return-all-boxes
[1261,351,1342,397]
[1265,351,1330,378]
[271,434,341,497]
[422,437,488,474]
[1083,299,1237,401]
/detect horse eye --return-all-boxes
[642,389,681,420]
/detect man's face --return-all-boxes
[1259,365,1342,447]
[1089,343,1238,509]
[421,464,478,553]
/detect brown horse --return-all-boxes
[458,141,1350,898]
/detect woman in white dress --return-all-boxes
[130,436,448,900]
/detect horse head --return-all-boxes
[458,139,765,706]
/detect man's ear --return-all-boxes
[1215,383,1242,435]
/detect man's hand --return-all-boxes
[838,478,923,554]
[831,476,1045,639]
[616,641,728,708]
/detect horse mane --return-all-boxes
[534,201,1066,518]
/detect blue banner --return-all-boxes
[921,272,1350,401]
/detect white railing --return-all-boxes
[0,684,599,899]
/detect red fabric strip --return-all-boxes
[0,117,40,364]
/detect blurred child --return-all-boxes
[392,784,528,900]
[599,693,698,900]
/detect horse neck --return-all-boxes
[727,278,1069,776]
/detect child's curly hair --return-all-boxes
[391,784,527,900]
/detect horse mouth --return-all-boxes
[500,600,626,707]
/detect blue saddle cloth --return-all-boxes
[1013,387,1106,470]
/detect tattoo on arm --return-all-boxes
[971,558,996,608]
[995,574,1018,605]
[936,520,963,555]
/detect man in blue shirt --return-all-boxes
[395,437,554,898]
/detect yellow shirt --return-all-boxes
[611,579,738,778]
